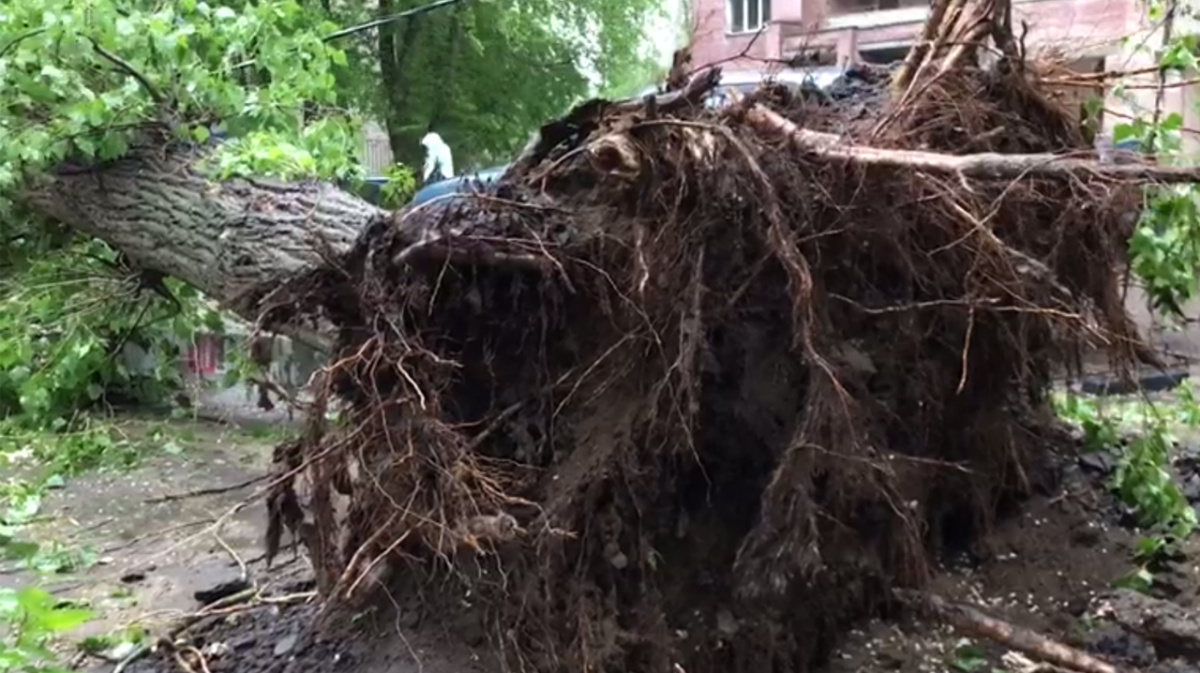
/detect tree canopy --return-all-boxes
[343,0,675,167]
[0,0,674,428]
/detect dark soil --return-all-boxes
[829,443,1200,673]
[115,432,1200,673]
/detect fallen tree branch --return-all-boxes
[895,590,1123,673]
[745,104,1200,184]
[88,38,166,107]
[144,474,270,504]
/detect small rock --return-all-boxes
[838,342,876,375]
[1150,660,1200,673]
[1084,625,1156,667]
[398,608,421,629]
[229,635,257,651]
[715,610,738,637]
[194,578,253,606]
[120,571,147,584]
[1182,474,1200,504]
[454,611,485,647]
[1151,573,1186,600]
[1069,526,1102,548]
[874,650,906,670]
[1079,452,1116,476]
[1065,596,1089,617]
[273,633,298,657]
[202,642,231,658]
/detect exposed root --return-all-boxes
[251,18,1174,673]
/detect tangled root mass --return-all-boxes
[262,63,1144,673]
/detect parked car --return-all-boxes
[635,66,847,108]
[409,165,508,206]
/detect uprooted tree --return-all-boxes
[8,0,1200,670]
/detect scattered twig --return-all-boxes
[1047,65,1159,81]
[175,591,317,634]
[112,642,152,673]
[463,401,525,453]
[168,588,257,640]
[1047,75,1200,90]
[179,646,213,673]
[684,24,767,80]
[213,532,250,585]
[893,0,952,93]
[144,475,270,504]
[100,519,215,555]
[1150,1,1177,144]
[1103,106,1200,137]
[0,28,47,61]
[86,38,165,107]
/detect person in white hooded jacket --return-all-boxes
[420,131,455,185]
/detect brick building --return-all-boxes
[689,0,1200,144]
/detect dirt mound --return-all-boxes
[251,31,1180,673]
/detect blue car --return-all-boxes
[409,166,508,206]
[355,166,508,208]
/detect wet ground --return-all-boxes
[13,380,1200,673]
[101,425,1200,673]
[827,450,1200,673]
[0,408,292,663]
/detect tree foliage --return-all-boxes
[0,0,351,425]
[0,0,361,194]
[363,0,673,167]
[0,230,223,427]
[0,0,672,429]
[1113,1,1200,317]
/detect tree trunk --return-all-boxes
[378,0,425,164]
[24,145,386,332]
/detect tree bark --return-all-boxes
[378,0,425,164]
[24,145,386,335]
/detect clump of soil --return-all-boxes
[248,34,1157,673]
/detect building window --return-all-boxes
[858,44,911,64]
[728,0,771,34]
[830,0,925,15]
